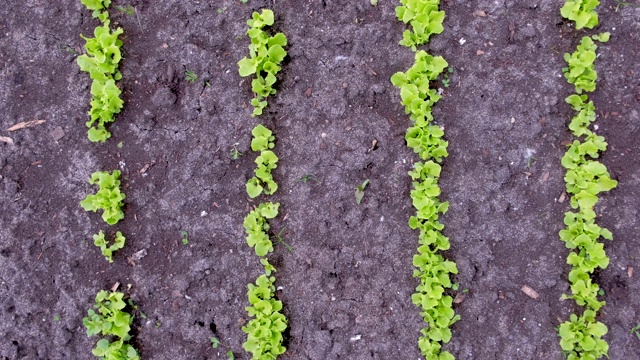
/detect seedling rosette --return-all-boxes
[237,9,288,116]
[83,290,140,360]
[396,0,445,50]
[247,125,279,198]
[93,230,126,263]
[80,170,126,225]
[560,0,600,30]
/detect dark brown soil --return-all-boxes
[1,1,639,359]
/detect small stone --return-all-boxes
[131,249,147,261]
[50,126,65,141]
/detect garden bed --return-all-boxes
[1,0,639,359]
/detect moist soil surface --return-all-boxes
[1,1,640,359]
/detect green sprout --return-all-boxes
[355,179,370,205]
[614,0,638,12]
[273,226,293,252]
[210,337,235,359]
[631,324,640,340]
[115,5,135,16]
[442,66,454,88]
[298,174,319,184]
[527,156,537,168]
[180,231,189,245]
[230,143,243,160]
[185,70,198,83]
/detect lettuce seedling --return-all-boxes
[243,274,288,359]
[93,231,125,263]
[78,3,124,142]
[244,202,279,257]
[391,51,449,163]
[81,0,112,18]
[562,34,609,95]
[560,0,600,30]
[396,0,445,50]
[247,125,279,198]
[558,311,608,359]
[237,9,288,116]
[80,170,126,225]
[83,290,140,360]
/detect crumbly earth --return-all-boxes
[1,0,639,359]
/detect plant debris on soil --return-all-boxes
[1,1,639,359]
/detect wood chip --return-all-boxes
[369,139,378,152]
[542,171,550,182]
[454,293,466,304]
[139,161,156,174]
[628,266,634,278]
[523,171,532,177]
[498,291,505,299]
[0,136,14,145]
[521,285,539,299]
[476,49,485,55]
[558,192,566,203]
[560,139,572,146]
[473,10,487,17]
[7,119,45,131]
[365,63,378,76]
[304,88,312,97]
[111,282,120,292]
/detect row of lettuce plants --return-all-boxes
[557,2,616,359]
[391,1,459,359]
[238,9,289,360]
[78,2,139,359]
[78,0,125,143]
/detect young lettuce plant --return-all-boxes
[83,290,140,360]
[246,125,279,198]
[80,170,126,225]
[560,0,600,30]
[562,34,609,94]
[242,202,288,359]
[78,1,125,142]
[396,0,445,50]
[391,27,458,360]
[557,23,615,360]
[237,9,288,116]
[93,231,126,263]
[81,0,112,19]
